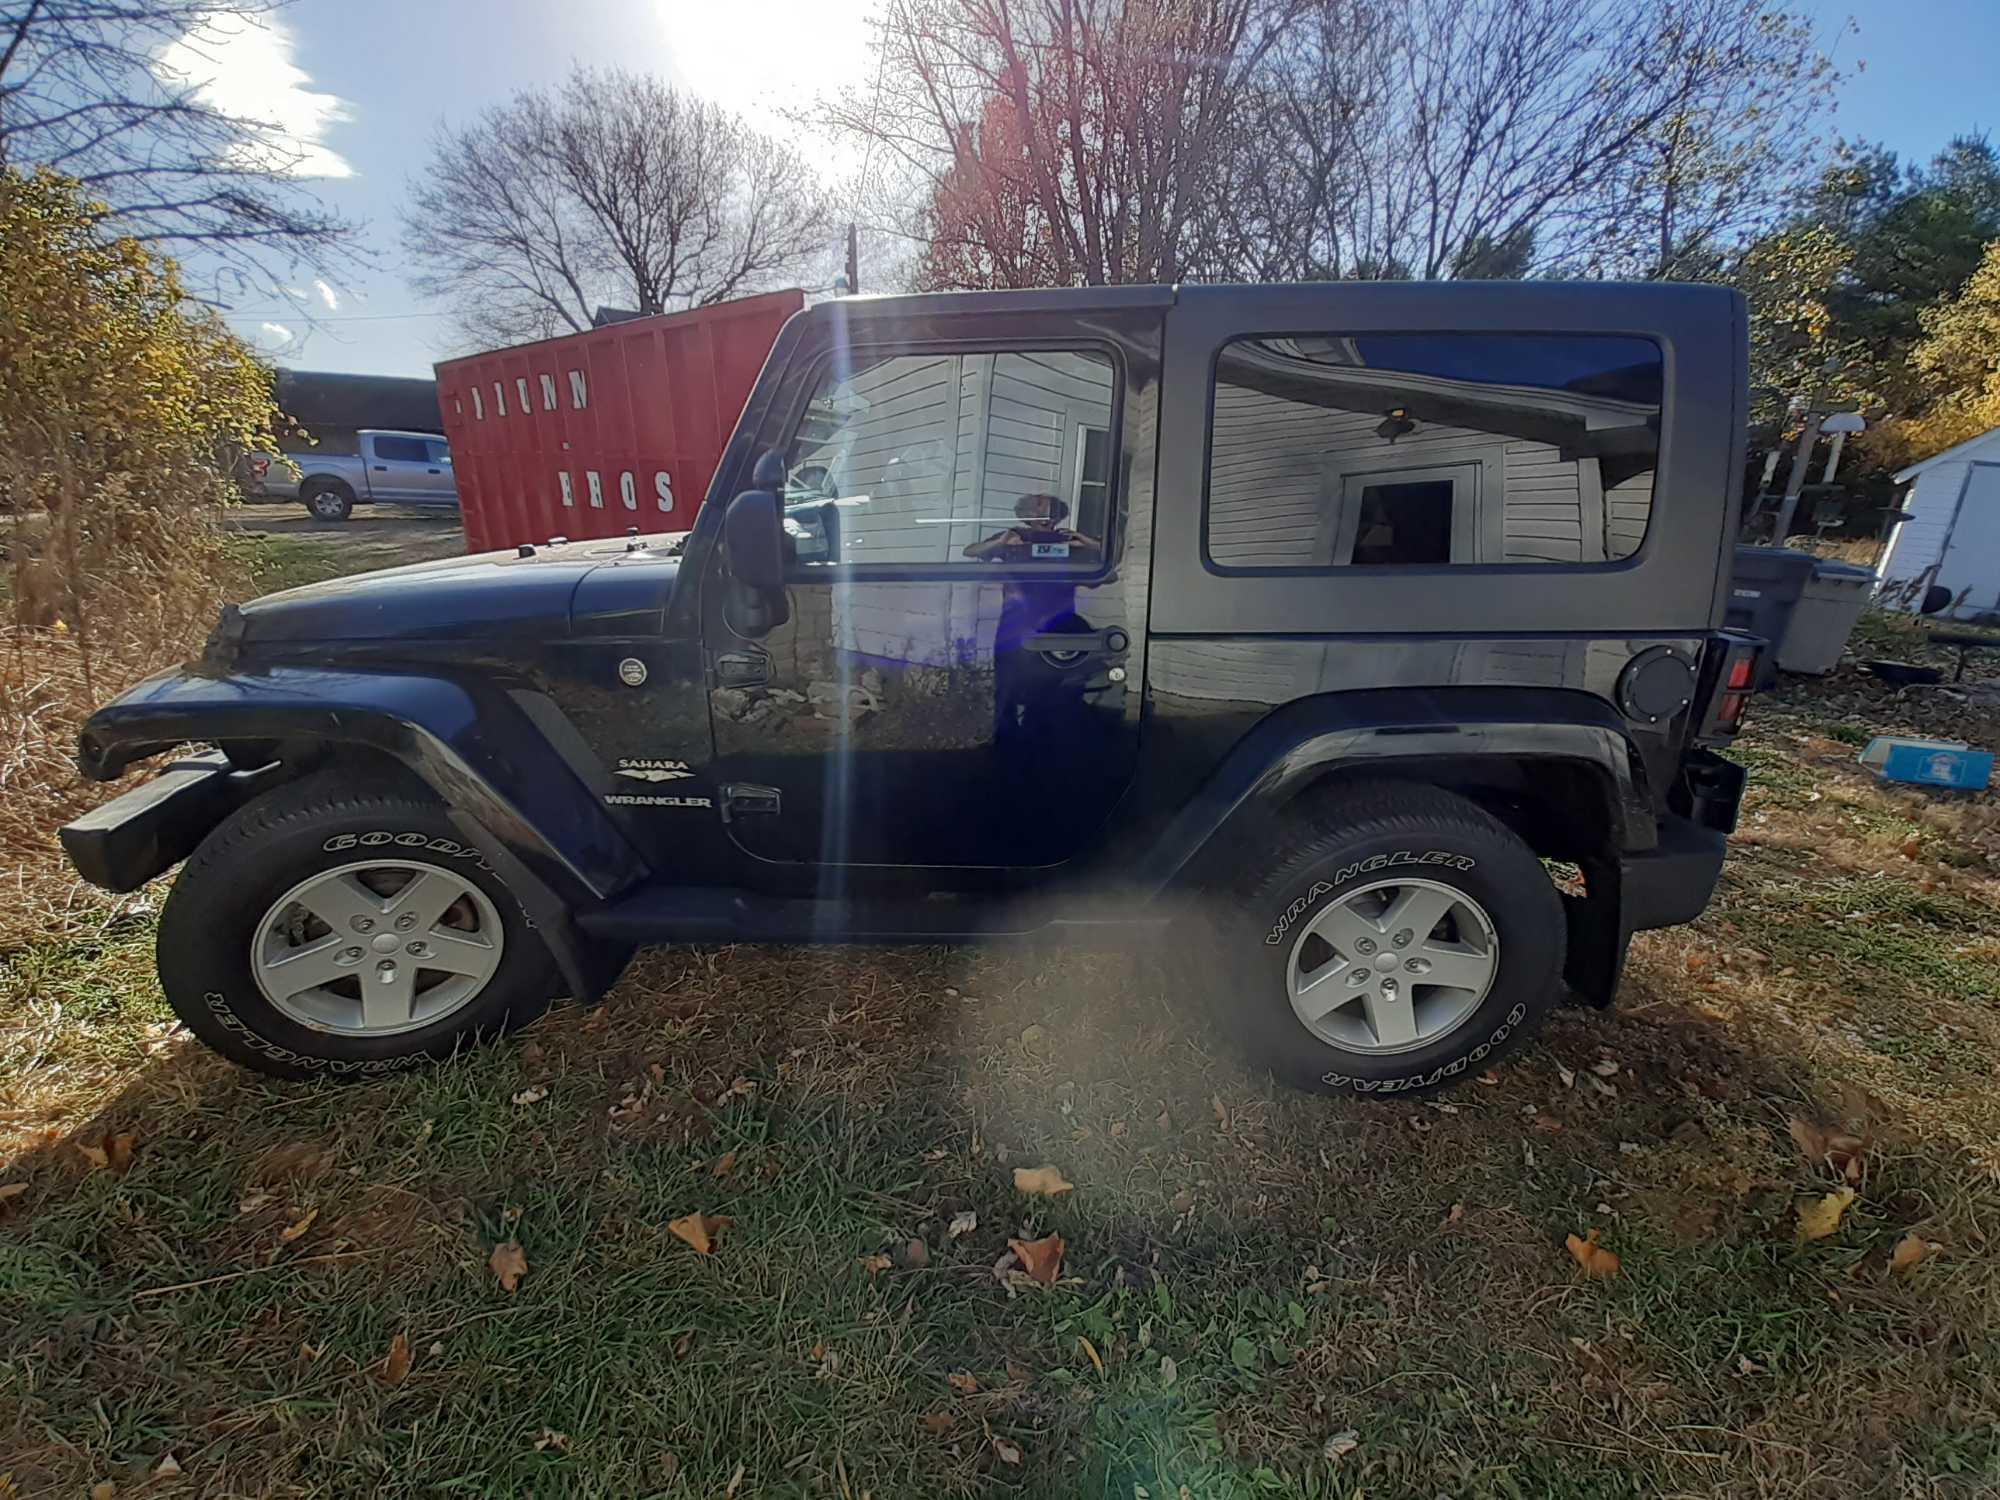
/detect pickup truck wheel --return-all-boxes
[301,480,354,522]
[1211,783,1564,1099]
[156,775,558,1081]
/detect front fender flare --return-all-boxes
[77,664,649,913]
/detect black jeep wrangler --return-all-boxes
[62,283,1757,1096]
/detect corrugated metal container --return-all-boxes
[434,289,805,552]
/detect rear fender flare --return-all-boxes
[1142,687,1654,894]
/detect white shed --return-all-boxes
[1881,425,2000,619]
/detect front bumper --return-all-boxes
[60,751,277,892]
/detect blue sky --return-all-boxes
[186,0,1998,379]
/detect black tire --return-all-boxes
[301,479,354,522]
[1205,782,1564,1098]
[156,774,559,1081]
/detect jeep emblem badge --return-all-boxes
[617,657,648,687]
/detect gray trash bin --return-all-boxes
[1726,546,1816,688]
[1779,559,1877,676]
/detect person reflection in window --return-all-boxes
[963,493,1101,563]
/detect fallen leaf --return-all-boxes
[380,1332,412,1387]
[1565,1229,1621,1279]
[1323,1430,1360,1462]
[727,1077,756,1098]
[532,1428,570,1452]
[105,1133,136,1172]
[1796,1187,1857,1243]
[1532,1114,1564,1134]
[992,1437,1023,1466]
[236,1191,272,1215]
[711,1150,738,1179]
[898,1237,930,1269]
[279,1208,318,1243]
[1013,1165,1075,1197]
[89,1483,116,1500]
[946,1370,980,1395]
[1008,1231,1065,1284]
[428,1341,445,1357]
[919,1412,956,1434]
[1158,1355,1178,1386]
[725,1460,745,1496]
[77,1142,108,1170]
[511,1085,547,1106]
[668,1213,731,1255]
[1078,1335,1105,1376]
[856,1253,893,1275]
[1900,837,1921,860]
[1442,1202,1466,1229]
[1591,1058,1620,1077]
[1109,1120,1127,1138]
[1586,1075,1618,1099]
[1890,1233,1932,1274]
[153,1454,181,1478]
[948,1210,978,1240]
[0,1183,26,1204]
[490,1240,528,1292]
[1556,1064,1576,1089]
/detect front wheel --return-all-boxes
[1207,783,1565,1098]
[302,480,354,522]
[157,774,559,1081]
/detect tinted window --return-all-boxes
[425,440,452,464]
[779,350,1115,568]
[1206,334,1661,569]
[372,435,430,462]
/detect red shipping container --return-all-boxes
[433,289,805,553]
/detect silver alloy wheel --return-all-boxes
[1284,876,1498,1055]
[308,489,346,519]
[251,859,505,1036]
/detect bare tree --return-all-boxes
[826,0,1310,291]
[841,0,1835,291]
[403,68,835,348]
[0,0,356,302]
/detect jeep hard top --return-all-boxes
[61,282,1758,1094]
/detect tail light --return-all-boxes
[249,456,270,478]
[1698,638,1762,741]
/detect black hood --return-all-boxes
[235,536,681,646]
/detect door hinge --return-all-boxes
[712,651,770,688]
[720,783,781,821]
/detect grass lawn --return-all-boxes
[4,556,1999,1497]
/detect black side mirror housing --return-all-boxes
[722,489,789,633]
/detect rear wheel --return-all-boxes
[1205,783,1564,1097]
[302,479,354,522]
[158,774,559,1080]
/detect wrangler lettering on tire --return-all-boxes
[1199,784,1562,1098]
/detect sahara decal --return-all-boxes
[203,993,433,1074]
[614,758,693,782]
[1263,850,1477,946]
[604,793,713,808]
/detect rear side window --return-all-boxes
[372,435,430,462]
[1205,334,1661,569]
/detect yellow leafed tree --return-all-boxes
[1866,238,2000,470]
[0,167,282,685]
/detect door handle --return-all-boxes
[1021,627,1130,657]
[712,651,770,688]
[372,464,387,471]
[427,468,442,474]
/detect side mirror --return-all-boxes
[721,489,789,635]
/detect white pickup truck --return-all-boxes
[249,429,458,521]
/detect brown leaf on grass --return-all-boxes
[78,1133,135,1173]
[711,1150,738,1179]
[490,1240,528,1292]
[531,1429,570,1452]
[1796,1187,1857,1242]
[1008,1231,1065,1284]
[946,1370,979,1395]
[1442,1202,1466,1229]
[897,1237,930,1269]
[947,1210,978,1240]
[1890,1233,1932,1274]
[89,1482,116,1500]
[919,1411,957,1435]
[992,1437,1023,1466]
[856,1253,892,1276]
[1565,1229,1621,1279]
[1531,1114,1565,1134]
[380,1332,412,1387]
[1900,837,1922,859]
[0,1182,27,1204]
[668,1213,731,1255]
[1078,1335,1105,1377]
[1789,1117,1869,1180]
[1012,1165,1074,1197]
[278,1208,318,1243]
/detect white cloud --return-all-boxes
[260,321,295,345]
[313,278,339,311]
[154,14,353,179]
